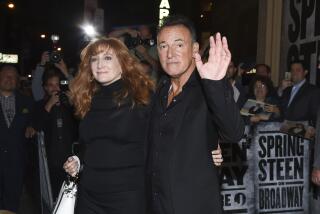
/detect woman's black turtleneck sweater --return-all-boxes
[79,80,150,193]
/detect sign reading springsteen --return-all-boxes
[252,123,310,213]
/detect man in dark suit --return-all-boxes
[0,65,34,212]
[280,61,320,128]
[148,15,244,214]
[227,61,246,108]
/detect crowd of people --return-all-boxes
[0,14,320,214]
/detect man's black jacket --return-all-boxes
[147,71,244,214]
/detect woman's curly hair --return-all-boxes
[69,37,155,118]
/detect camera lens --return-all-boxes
[59,92,69,106]
[50,51,61,63]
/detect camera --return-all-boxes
[48,34,62,64]
[58,80,69,106]
[123,33,155,49]
[49,50,62,63]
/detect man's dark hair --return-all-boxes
[290,60,307,71]
[0,64,18,74]
[255,63,271,74]
[42,66,63,87]
[158,15,197,42]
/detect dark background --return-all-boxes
[0,0,259,75]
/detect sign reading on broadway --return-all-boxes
[252,123,310,214]
[220,123,310,213]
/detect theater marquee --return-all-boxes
[159,0,170,26]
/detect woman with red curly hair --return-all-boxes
[63,37,154,214]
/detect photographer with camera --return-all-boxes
[32,68,78,200]
[32,51,73,101]
[109,25,159,81]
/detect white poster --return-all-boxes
[220,123,310,213]
[252,123,310,213]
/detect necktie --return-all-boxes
[287,86,298,107]
[6,108,14,126]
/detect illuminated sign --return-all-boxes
[0,53,19,64]
[159,0,170,26]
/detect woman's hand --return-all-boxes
[250,115,261,123]
[264,104,280,114]
[212,144,223,166]
[63,156,80,177]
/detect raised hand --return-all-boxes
[194,33,231,80]
[40,51,50,66]
[54,59,69,77]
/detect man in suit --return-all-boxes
[147,15,244,214]
[227,61,246,108]
[0,65,34,212]
[280,61,320,128]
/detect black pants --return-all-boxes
[0,156,25,212]
[75,185,146,214]
[49,165,66,201]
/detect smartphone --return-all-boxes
[285,72,291,80]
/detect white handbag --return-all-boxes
[52,178,78,214]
